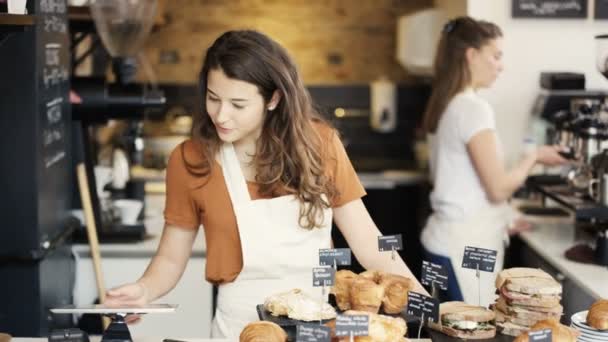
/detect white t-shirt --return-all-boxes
[428,88,502,221]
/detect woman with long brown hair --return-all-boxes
[105,30,425,338]
[420,17,567,306]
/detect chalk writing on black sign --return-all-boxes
[529,328,552,342]
[312,267,335,287]
[512,0,587,18]
[378,234,403,252]
[40,0,67,13]
[406,291,440,323]
[334,315,369,337]
[296,324,331,342]
[319,248,351,267]
[597,0,608,19]
[421,260,449,291]
[461,246,497,273]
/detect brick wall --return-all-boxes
[139,0,432,84]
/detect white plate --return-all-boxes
[50,303,177,314]
[571,311,608,330]
[577,336,608,342]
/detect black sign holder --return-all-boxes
[462,246,497,306]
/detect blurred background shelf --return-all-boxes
[0,13,35,35]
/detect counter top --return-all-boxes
[136,168,428,194]
[518,218,608,299]
[13,338,226,342]
[357,170,427,189]
[72,194,206,259]
[12,338,432,342]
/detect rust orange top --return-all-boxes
[163,123,366,284]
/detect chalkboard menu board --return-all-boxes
[512,0,588,18]
[596,0,608,18]
[36,0,71,252]
[0,0,71,256]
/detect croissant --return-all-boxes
[239,321,287,342]
[327,310,408,342]
[513,318,579,342]
[359,270,384,283]
[332,270,358,311]
[379,274,412,314]
[587,299,608,330]
[0,333,11,342]
[349,276,385,313]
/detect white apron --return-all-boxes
[210,143,332,338]
[421,205,514,307]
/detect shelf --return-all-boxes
[0,13,35,27]
[0,13,35,38]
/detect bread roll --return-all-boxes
[513,318,579,342]
[0,333,11,342]
[350,277,385,313]
[359,270,384,283]
[379,274,412,314]
[240,321,287,342]
[332,270,358,311]
[587,299,608,330]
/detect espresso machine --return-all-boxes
[527,35,608,266]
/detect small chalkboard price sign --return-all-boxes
[596,0,608,19]
[512,0,588,18]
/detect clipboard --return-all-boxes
[50,304,177,315]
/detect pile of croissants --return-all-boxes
[332,269,413,314]
[239,270,414,342]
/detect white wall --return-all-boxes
[466,0,608,163]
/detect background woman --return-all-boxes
[420,17,567,307]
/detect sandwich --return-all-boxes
[428,301,496,339]
[513,318,579,342]
[587,299,608,330]
[496,268,562,308]
[492,268,563,336]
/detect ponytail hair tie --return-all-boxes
[443,19,457,34]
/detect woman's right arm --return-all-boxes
[467,129,566,203]
[105,224,198,306]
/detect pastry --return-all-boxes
[349,277,385,313]
[359,270,384,283]
[513,318,579,342]
[327,310,408,342]
[0,333,11,342]
[240,321,287,342]
[332,270,358,311]
[264,288,336,321]
[587,299,608,330]
[379,274,412,314]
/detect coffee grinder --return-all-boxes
[70,0,165,242]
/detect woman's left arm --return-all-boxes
[333,198,428,295]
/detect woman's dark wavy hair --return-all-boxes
[422,16,502,134]
[183,30,337,229]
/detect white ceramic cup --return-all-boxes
[69,209,85,226]
[7,0,27,14]
[113,199,143,225]
[94,166,113,197]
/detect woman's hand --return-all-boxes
[535,145,570,166]
[507,217,532,236]
[104,282,150,324]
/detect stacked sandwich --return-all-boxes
[492,268,563,336]
[428,301,496,339]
